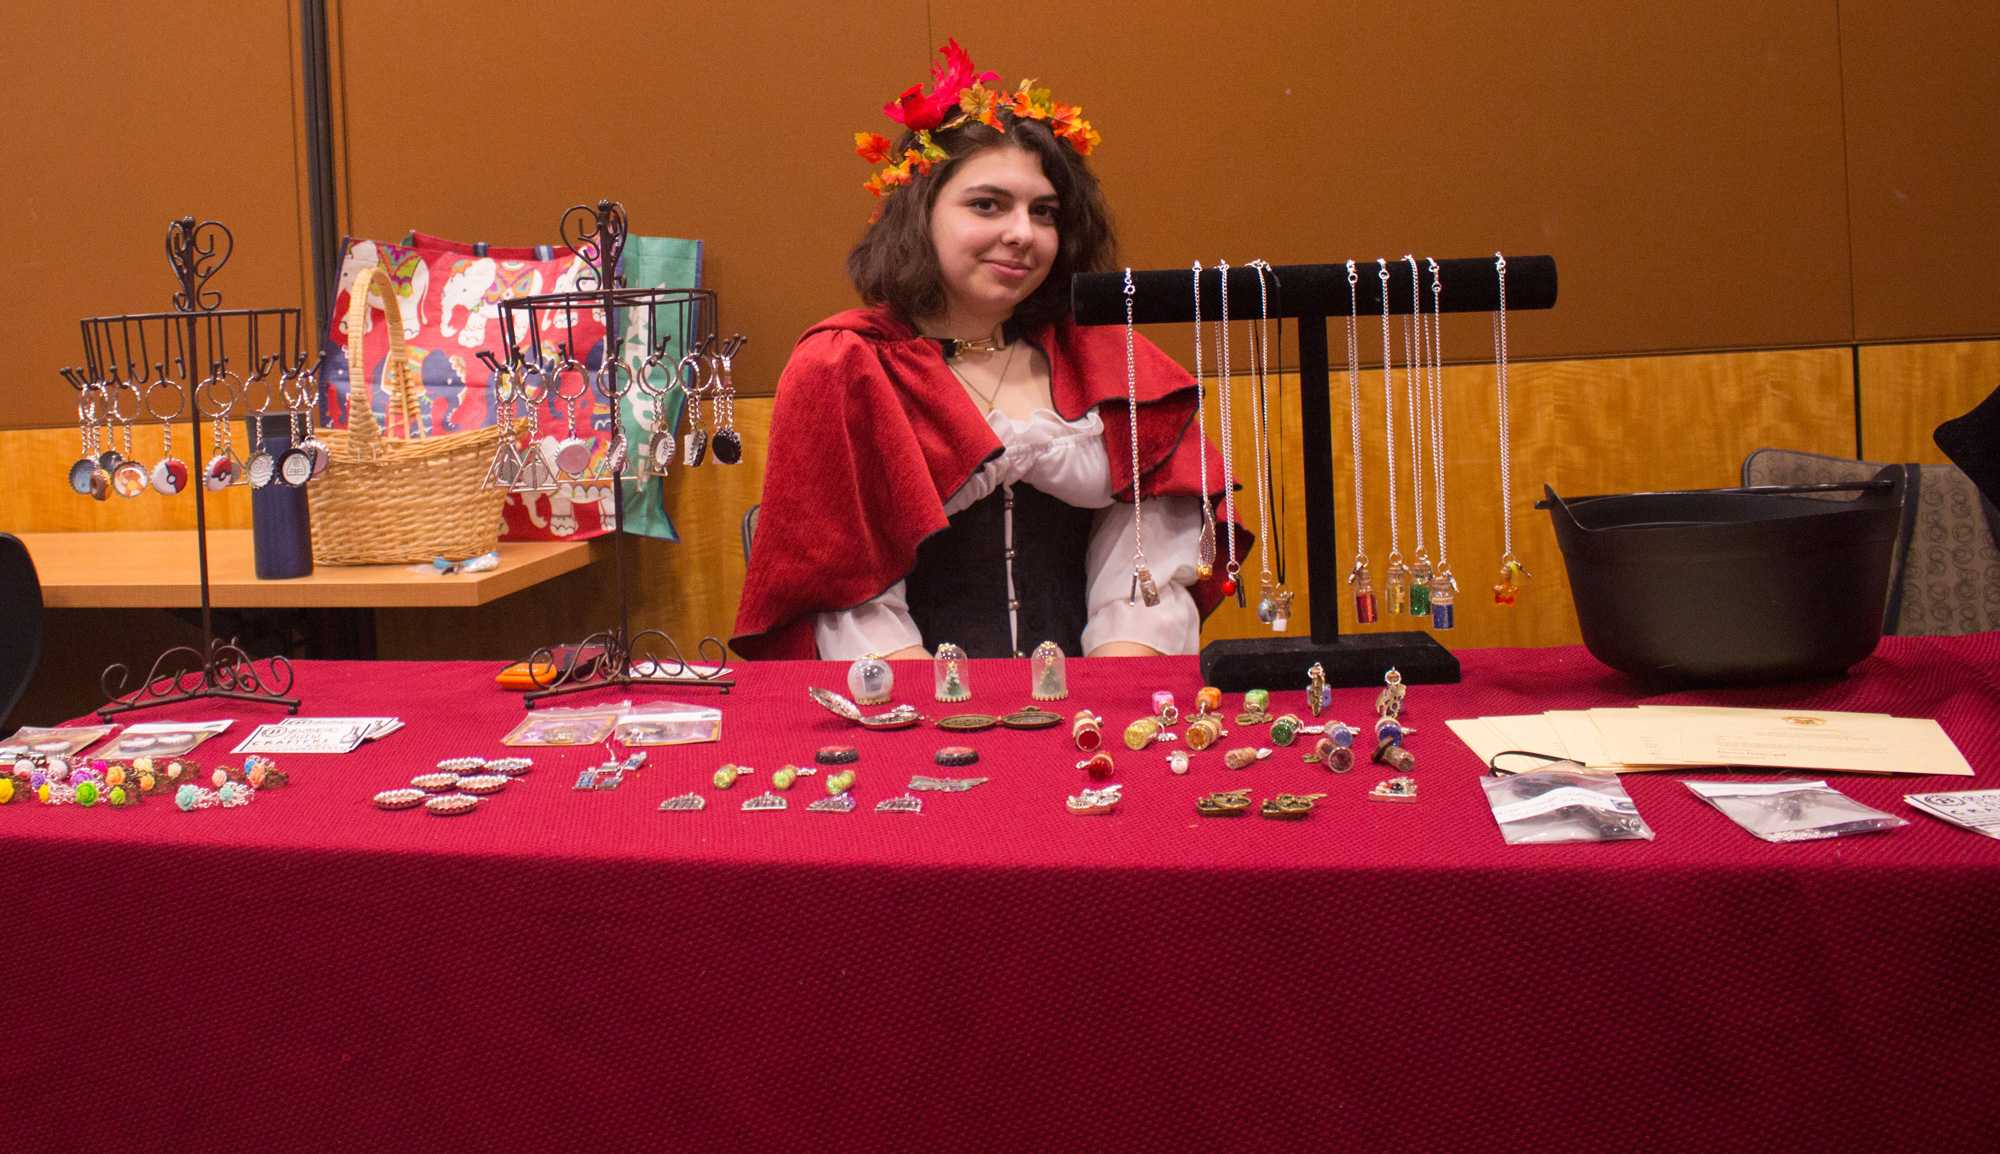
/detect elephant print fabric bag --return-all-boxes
[318,232,629,541]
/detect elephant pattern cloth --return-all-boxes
[318,231,699,542]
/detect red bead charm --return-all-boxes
[1221,577,1238,596]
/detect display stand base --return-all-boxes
[97,641,302,720]
[521,628,734,708]
[1199,632,1461,692]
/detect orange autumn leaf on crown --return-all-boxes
[854,132,893,164]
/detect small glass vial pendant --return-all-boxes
[1384,558,1411,616]
[1429,573,1457,630]
[1256,574,1277,624]
[1348,560,1378,624]
[1305,662,1330,717]
[1130,564,1161,608]
[846,653,893,705]
[933,643,971,703]
[1030,641,1069,701]
[1408,558,1433,616]
[1271,588,1294,632]
[1195,520,1217,580]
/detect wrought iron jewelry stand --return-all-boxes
[1072,255,1558,690]
[487,200,735,706]
[66,217,314,718]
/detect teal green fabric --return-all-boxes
[616,235,703,541]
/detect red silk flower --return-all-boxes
[883,38,998,132]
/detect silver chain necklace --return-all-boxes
[1344,260,1378,623]
[1122,268,1159,607]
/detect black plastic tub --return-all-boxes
[1540,470,1904,685]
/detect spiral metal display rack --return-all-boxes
[488,200,736,706]
[67,217,313,718]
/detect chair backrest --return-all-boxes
[741,503,760,565]
[1744,448,2000,636]
[0,532,45,728]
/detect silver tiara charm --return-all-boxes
[807,793,857,814]
[874,793,923,814]
[741,791,788,812]
[658,792,707,812]
[1066,784,1123,816]
[908,775,989,792]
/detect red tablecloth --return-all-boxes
[8,636,1999,1152]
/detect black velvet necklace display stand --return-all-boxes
[1071,256,1559,690]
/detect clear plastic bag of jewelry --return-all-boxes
[614,703,722,747]
[1480,767,1654,844]
[1682,779,1906,843]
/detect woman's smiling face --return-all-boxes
[926,144,1060,325]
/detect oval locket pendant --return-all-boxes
[151,457,190,495]
[112,460,149,498]
[648,431,674,474]
[245,450,277,489]
[68,456,98,495]
[203,453,240,492]
[710,427,742,465]
[553,437,594,478]
[277,447,315,487]
[300,436,330,478]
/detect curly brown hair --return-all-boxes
[846,115,1116,332]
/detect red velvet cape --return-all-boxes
[731,307,1250,660]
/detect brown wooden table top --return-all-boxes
[15,529,605,609]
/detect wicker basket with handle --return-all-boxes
[307,264,516,565]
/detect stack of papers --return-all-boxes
[232,717,403,755]
[1448,706,1973,777]
[1905,790,2000,837]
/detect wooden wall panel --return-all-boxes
[330,0,930,404]
[930,0,1855,362]
[0,0,310,428]
[1859,341,2000,465]
[1840,3,2000,340]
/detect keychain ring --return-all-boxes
[145,377,187,422]
[592,357,634,401]
[548,358,590,404]
[108,379,143,425]
[197,370,242,418]
[674,352,703,396]
[635,351,673,397]
[516,358,551,405]
[78,380,109,425]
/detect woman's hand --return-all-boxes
[1085,641,1164,658]
[882,645,931,661]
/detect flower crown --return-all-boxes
[853,39,1101,205]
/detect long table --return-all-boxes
[7,636,1998,1151]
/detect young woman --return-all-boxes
[732,41,1244,661]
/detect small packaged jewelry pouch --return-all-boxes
[1683,779,1906,843]
[1481,767,1654,844]
[501,704,624,747]
[0,724,116,758]
[614,704,722,746]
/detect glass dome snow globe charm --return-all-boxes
[933,643,972,703]
[1030,641,1068,701]
[847,653,893,705]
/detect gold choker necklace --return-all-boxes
[935,332,1006,359]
